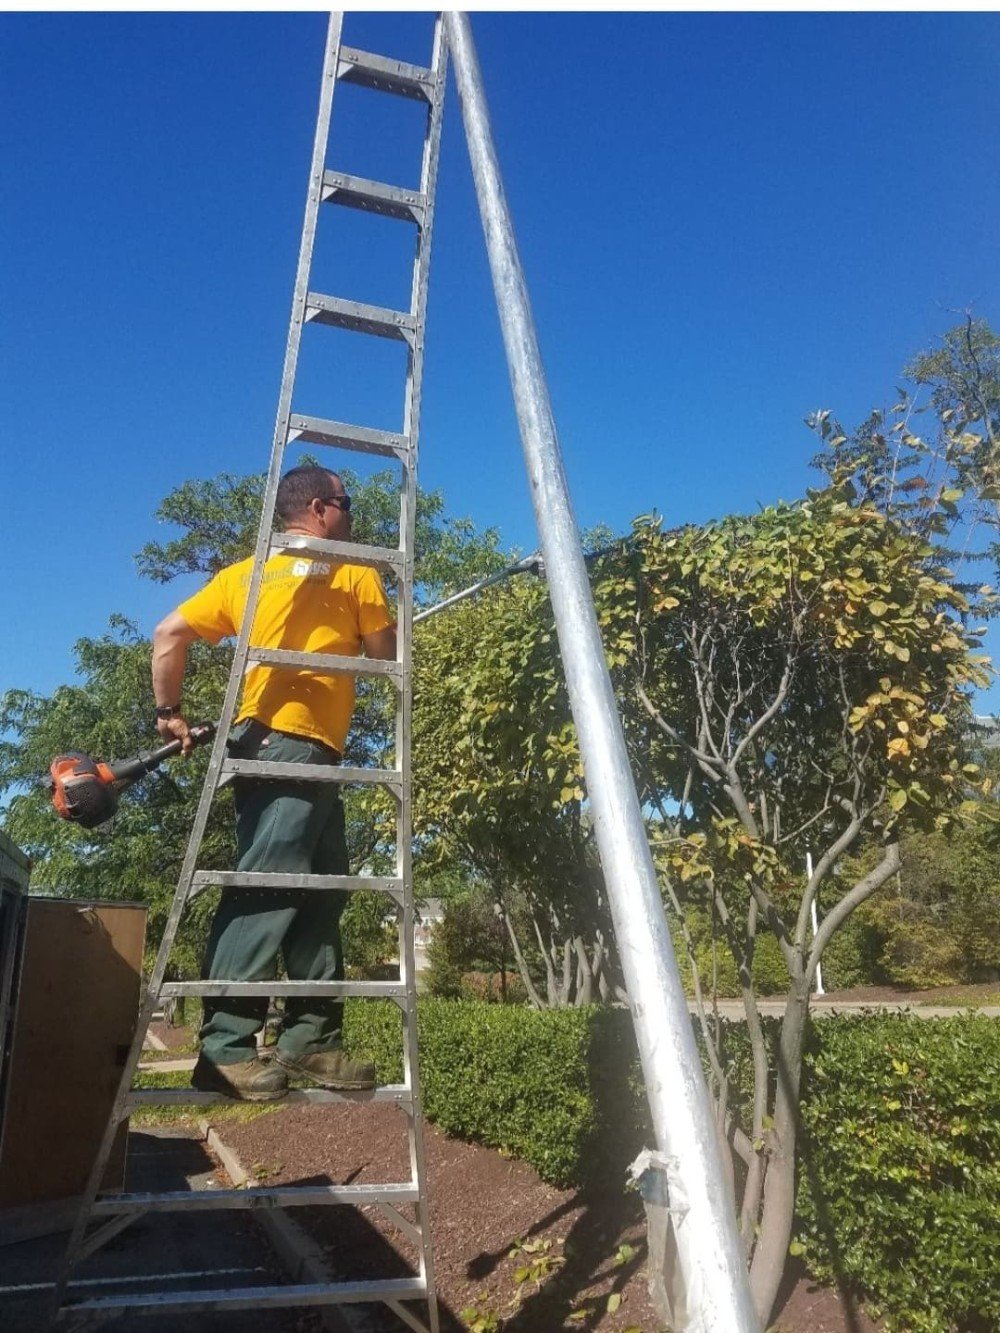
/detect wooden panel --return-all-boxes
[0,900,147,1212]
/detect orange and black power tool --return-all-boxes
[48,722,217,830]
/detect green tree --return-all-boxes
[850,818,1000,988]
[810,315,1000,588]
[413,577,620,1009]
[411,479,988,1319]
[592,492,988,1319]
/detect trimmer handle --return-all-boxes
[108,721,217,783]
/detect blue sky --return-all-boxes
[3,11,1000,707]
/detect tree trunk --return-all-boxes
[502,910,545,1009]
[559,936,573,1006]
[748,984,810,1322]
[574,935,593,1006]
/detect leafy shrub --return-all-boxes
[796,1014,1000,1332]
[816,910,881,991]
[347,1000,1000,1328]
[343,998,638,1187]
[668,904,798,997]
[458,970,528,1004]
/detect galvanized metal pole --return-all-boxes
[444,14,759,1332]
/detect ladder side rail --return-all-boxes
[53,14,348,1305]
[444,13,759,1332]
[394,17,448,1333]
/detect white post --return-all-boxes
[806,852,825,996]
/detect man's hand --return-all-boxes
[157,714,195,755]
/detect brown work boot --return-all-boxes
[274,1047,376,1091]
[191,1053,288,1102]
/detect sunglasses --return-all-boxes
[319,494,352,513]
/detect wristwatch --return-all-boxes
[155,705,182,721]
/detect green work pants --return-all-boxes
[199,722,348,1065]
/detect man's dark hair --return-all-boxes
[276,465,340,525]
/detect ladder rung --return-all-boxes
[221,759,401,789]
[160,980,404,999]
[128,1085,411,1110]
[288,413,410,460]
[248,647,402,683]
[337,46,435,102]
[322,170,425,224]
[62,1276,428,1317]
[192,871,403,893]
[306,292,415,342]
[92,1182,419,1216]
[270,531,404,574]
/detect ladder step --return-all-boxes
[306,292,415,342]
[129,1085,411,1110]
[288,413,410,460]
[248,646,402,683]
[270,531,404,574]
[62,1276,428,1317]
[322,170,425,224]
[92,1182,419,1216]
[221,759,401,789]
[161,980,404,999]
[337,45,435,102]
[192,871,404,893]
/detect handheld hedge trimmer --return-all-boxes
[48,722,216,830]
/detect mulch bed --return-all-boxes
[215,1102,881,1333]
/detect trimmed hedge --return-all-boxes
[797,1013,1000,1332]
[344,1000,999,1330]
[343,999,637,1186]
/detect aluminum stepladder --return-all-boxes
[53,13,445,1331]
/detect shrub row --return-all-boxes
[343,999,632,1186]
[343,1000,999,1331]
[797,1013,1000,1332]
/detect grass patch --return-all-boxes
[917,990,1000,1007]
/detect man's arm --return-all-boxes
[362,624,397,662]
[152,610,201,753]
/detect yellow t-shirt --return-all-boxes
[178,553,394,754]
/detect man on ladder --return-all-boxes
[152,462,395,1102]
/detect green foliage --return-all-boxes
[668,908,789,997]
[342,999,634,1187]
[797,1014,1000,1332]
[840,820,1000,988]
[0,619,232,973]
[413,580,615,1006]
[814,910,881,990]
[346,998,1000,1330]
[340,892,397,976]
[136,465,507,604]
[811,315,1000,593]
[424,884,521,1000]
